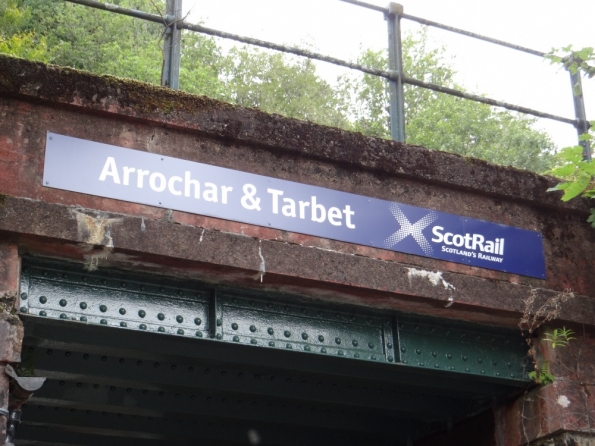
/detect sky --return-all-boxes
[182,0,594,149]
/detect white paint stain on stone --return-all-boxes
[557,395,571,408]
[406,268,456,291]
[71,210,122,271]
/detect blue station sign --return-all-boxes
[43,132,546,279]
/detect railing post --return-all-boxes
[569,69,591,161]
[386,2,406,143]
[161,0,182,89]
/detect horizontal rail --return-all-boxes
[402,76,577,125]
[63,0,578,127]
[401,14,546,57]
[338,0,388,14]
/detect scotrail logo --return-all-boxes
[384,204,438,255]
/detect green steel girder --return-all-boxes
[19,258,530,385]
[14,257,532,445]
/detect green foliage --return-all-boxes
[546,45,595,79]
[221,46,351,128]
[339,31,557,173]
[543,326,576,349]
[528,360,555,385]
[0,0,49,61]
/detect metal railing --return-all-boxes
[64,0,592,159]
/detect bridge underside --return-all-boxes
[15,259,529,445]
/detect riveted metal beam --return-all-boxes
[20,259,529,385]
[16,258,531,445]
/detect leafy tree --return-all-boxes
[338,31,557,172]
[0,0,49,61]
[220,46,351,128]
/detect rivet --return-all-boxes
[321,348,327,354]
[286,344,292,349]
[232,323,239,330]
[450,366,455,370]
[120,322,127,327]
[338,350,344,356]
[477,358,483,363]
[352,340,358,347]
[20,307,28,313]
[233,336,239,342]
[194,318,202,326]
[118,308,126,315]
[39,310,47,316]
[496,372,501,376]
[79,302,87,309]
[419,362,424,366]
[176,316,183,323]
[269,341,275,347]
[481,370,485,374]
[177,329,184,335]
[371,355,377,360]
[158,327,165,332]
[267,327,274,335]
[335,337,341,345]
[80,316,87,322]
[250,325,257,333]
[100,305,107,312]
[21,292,27,300]
[462,355,468,361]
[59,313,67,319]
[368,343,374,349]
[100,319,107,325]
[401,347,406,352]
[59,299,67,307]
[431,352,437,357]
[117,357,123,363]
[284,330,291,338]
[195,331,203,338]
[388,356,394,362]
[139,324,147,330]
[216,319,222,327]
[434,363,439,368]
[416,349,421,355]
[507,362,512,367]
[39,296,47,304]
[120,282,127,288]
[251,339,257,345]
[318,335,324,342]
[492,360,498,365]
[465,368,470,372]
[138,310,146,318]
[216,334,222,340]
[387,342,392,349]
[302,332,308,340]
[157,313,165,321]
[447,353,452,359]
[304,345,311,351]
[354,353,360,358]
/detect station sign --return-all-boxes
[43,132,546,278]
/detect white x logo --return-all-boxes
[384,204,438,255]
